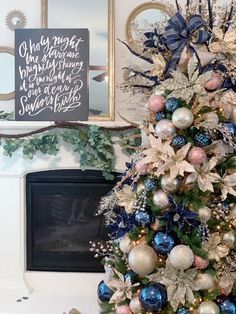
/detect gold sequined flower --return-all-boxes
[115,185,136,214]
[150,54,166,77]
[203,232,229,261]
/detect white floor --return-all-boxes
[0,292,99,314]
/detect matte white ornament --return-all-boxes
[172,108,194,129]
[153,190,169,209]
[161,174,180,193]
[169,245,194,270]
[155,119,176,140]
[196,273,215,290]
[119,235,135,254]
[128,244,157,276]
[198,206,211,222]
[197,301,220,314]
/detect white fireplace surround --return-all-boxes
[0,121,128,311]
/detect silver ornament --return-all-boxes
[197,301,220,314]
[222,230,236,249]
[161,174,180,193]
[195,273,215,290]
[155,119,176,140]
[153,190,169,209]
[119,235,135,253]
[172,108,194,129]
[169,245,194,270]
[198,206,211,222]
[128,244,157,276]
[129,297,143,313]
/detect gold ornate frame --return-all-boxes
[125,1,174,52]
[0,46,15,101]
[41,0,115,121]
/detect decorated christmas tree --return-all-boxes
[92,1,236,313]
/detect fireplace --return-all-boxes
[26,169,119,272]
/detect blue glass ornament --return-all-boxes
[135,210,153,227]
[156,111,165,121]
[165,97,181,112]
[97,281,113,302]
[177,308,190,314]
[139,283,167,312]
[194,132,212,147]
[124,271,139,284]
[144,178,157,191]
[223,122,236,136]
[171,135,187,149]
[152,232,175,254]
[219,299,236,314]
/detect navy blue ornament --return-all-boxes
[135,210,153,227]
[177,308,190,314]
[156,111,165,121]
[223,122,236,136]
[171,135,187,149]
[152,232,175,254]
[124,271,139,284]
[144,178,157,191]
[165,97,181,112]
[97,281,113,302]
[194,132,212,147]
[219,299,236,314]
[139,283,167,312]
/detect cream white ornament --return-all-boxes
[153,190,169,209]
[155,119,176,140]
[129,297,143,313]
[198,206,212,222]
[172,107,194,129]
[128,244,157,276]
[169,245,194,270]
[195,273,215,290]
[119,235,135,254]
[161,174,180,193]
[197,301,220,314]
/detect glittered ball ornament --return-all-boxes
[171,135,188,149]
[129,297,144,314]
[194,132,212,147]
[155,119,176,140]
[139,283,167,312]
[144,178,157,191]
[223,122,236,136]
[128,244,157,276]
[116,305,132,314]
[222,230,236,249]
[188,147,206,165]
[195,273,215,290]
[194,255,209,269]
[197,301,220,314]
[177,308,190,314]
[153,190,169,209]
[152,232,175,254]
[156,111,166,121]
[169,245,194,270]
[165,97,181,112]
[161,174,180,193]
[198,206,212,222]
[172,108,194,129]
[135,210,153,227]
[119,235,135,254]
[97,280,114,302]
[205,72,223,91]
[148,95,166,113]
[219,298,236,314]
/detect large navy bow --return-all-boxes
[164,11,210,74]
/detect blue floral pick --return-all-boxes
[108,210,134,239]
[159,197,200,232]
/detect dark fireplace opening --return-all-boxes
[26,169,119,272]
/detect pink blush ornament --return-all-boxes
[205,72,223,91]
[188,147,206,165]
[194,255,209,269]
[148,95,165,113]
[116,305,132,314]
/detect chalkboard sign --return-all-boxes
[15,29,89,121]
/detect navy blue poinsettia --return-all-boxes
[143,29,165,52]
[108,210,134,239]
[159,197,200,232]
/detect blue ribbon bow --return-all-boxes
[164,11,210,74]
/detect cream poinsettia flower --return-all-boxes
[209,27,236,55]
[220,173,236,200]
[150,54,166,77]
[186,157,221,192]
[115,185,136,214]
[203,233,229,261]
[156,143,195,179]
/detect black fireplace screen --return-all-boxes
[26,170,119,272]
